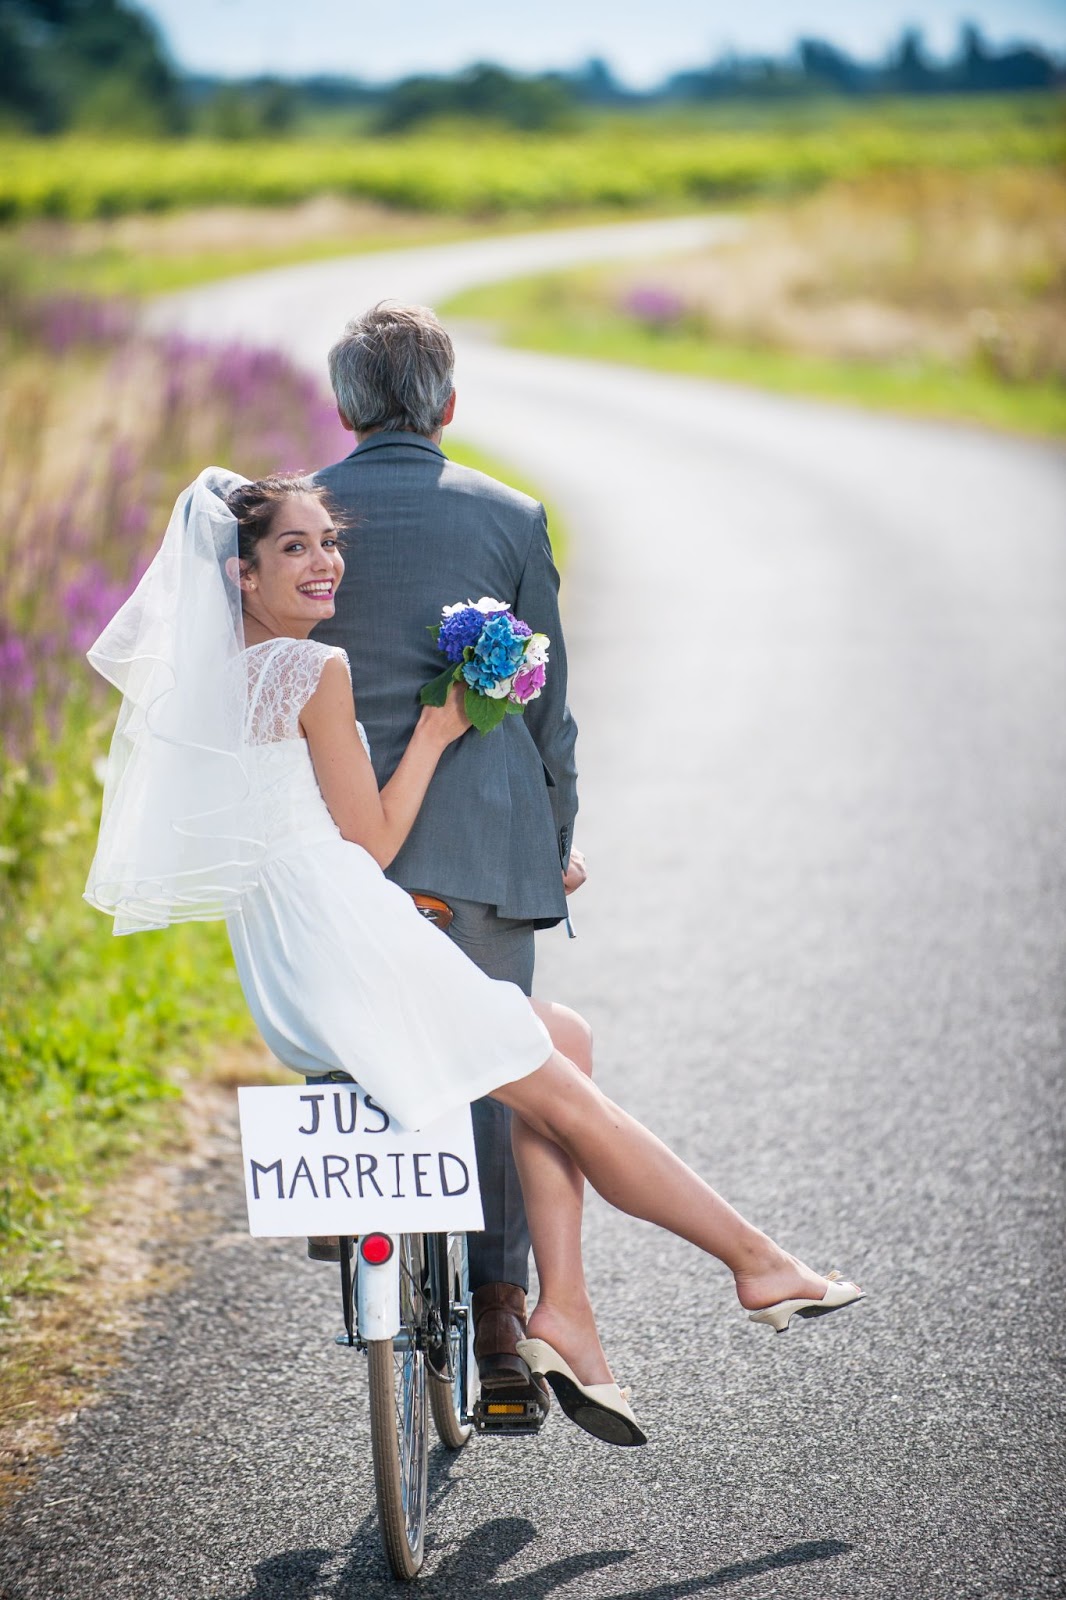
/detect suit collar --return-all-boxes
[349,431,445,460]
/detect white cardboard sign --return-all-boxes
[237,1084,484,1236]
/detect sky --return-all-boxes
[135,0,1066,87]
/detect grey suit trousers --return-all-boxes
[442,897,535,1295]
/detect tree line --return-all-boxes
[0,0,1061,139]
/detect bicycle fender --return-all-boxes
[357,1235,401,1341]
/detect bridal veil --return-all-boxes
[84,466,265,934]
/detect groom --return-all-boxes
[312,302,581,1426]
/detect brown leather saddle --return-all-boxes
[408,891,454,932]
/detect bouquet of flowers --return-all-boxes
[420,597,549,735]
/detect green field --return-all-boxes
[1,97,1060,222]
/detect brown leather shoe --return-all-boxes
[472,1283,549,1421]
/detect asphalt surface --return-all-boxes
[3,220,1065,1600]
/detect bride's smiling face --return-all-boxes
[238,493,344,637]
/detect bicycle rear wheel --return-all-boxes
[367,1233,428,1580]
[427,1232,476,1450]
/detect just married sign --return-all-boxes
[237,1084,485,1236]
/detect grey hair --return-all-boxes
[328,302,455,437]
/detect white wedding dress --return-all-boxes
[225,637,552,1130]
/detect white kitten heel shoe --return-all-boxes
[516,1338,647,1447]
[747,1270,864,1333]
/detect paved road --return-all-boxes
[4,222,1065,1600]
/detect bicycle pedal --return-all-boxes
[473,1396,545,1435]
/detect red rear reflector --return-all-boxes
[360,1233,393,1265]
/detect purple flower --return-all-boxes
[32,295,134,355]
[110,441,136,482]
[622,284,686,328]
[509,662,546,705]
[0,631,35,699]
[61,563,130,652]
[119,502,149,541]
[438,605,487,663]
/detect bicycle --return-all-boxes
[251,890,539,1579]
[333,1222,546,1579]
[331,1226,473,1579]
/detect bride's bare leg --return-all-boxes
[494,1050,836,1340]
[514,1002,613,1385]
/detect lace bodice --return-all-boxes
[243,637,351,746]
[237,638,370,859]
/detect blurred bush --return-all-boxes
[374,63,577,134]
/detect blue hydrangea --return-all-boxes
[478,613,526,670]
[461,657,505,694]
[438,605,487,663]
[459,612,526,693]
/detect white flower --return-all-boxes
[441,596,509,618]
[483,677,513,699]
[523,633,550,667]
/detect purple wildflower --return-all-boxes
[61,564,131,654]
[0,630,35,699]
[623,284,686,328]
[33,295,134,355]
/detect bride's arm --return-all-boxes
[300,657,469,867]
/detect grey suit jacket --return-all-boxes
[312,432,578,925]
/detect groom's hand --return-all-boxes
[562,846,586,896]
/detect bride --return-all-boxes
[85,467,862,1448]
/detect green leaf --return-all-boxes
[419,665,457,707]
[426,624,441,642]
[504,699,525,715]
[465,689,508,735]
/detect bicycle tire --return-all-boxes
[427,1233,476,1450]
[367,1233,428,1580]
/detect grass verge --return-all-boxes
[0,1051,284,1502]
[0,716,257,1321]
[442,268,1066,439]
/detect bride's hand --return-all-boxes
[418,682,472,747]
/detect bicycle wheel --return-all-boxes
[427,1232,476,1450]
[366,1233,428,1580]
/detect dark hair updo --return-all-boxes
[225,474,343,566]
